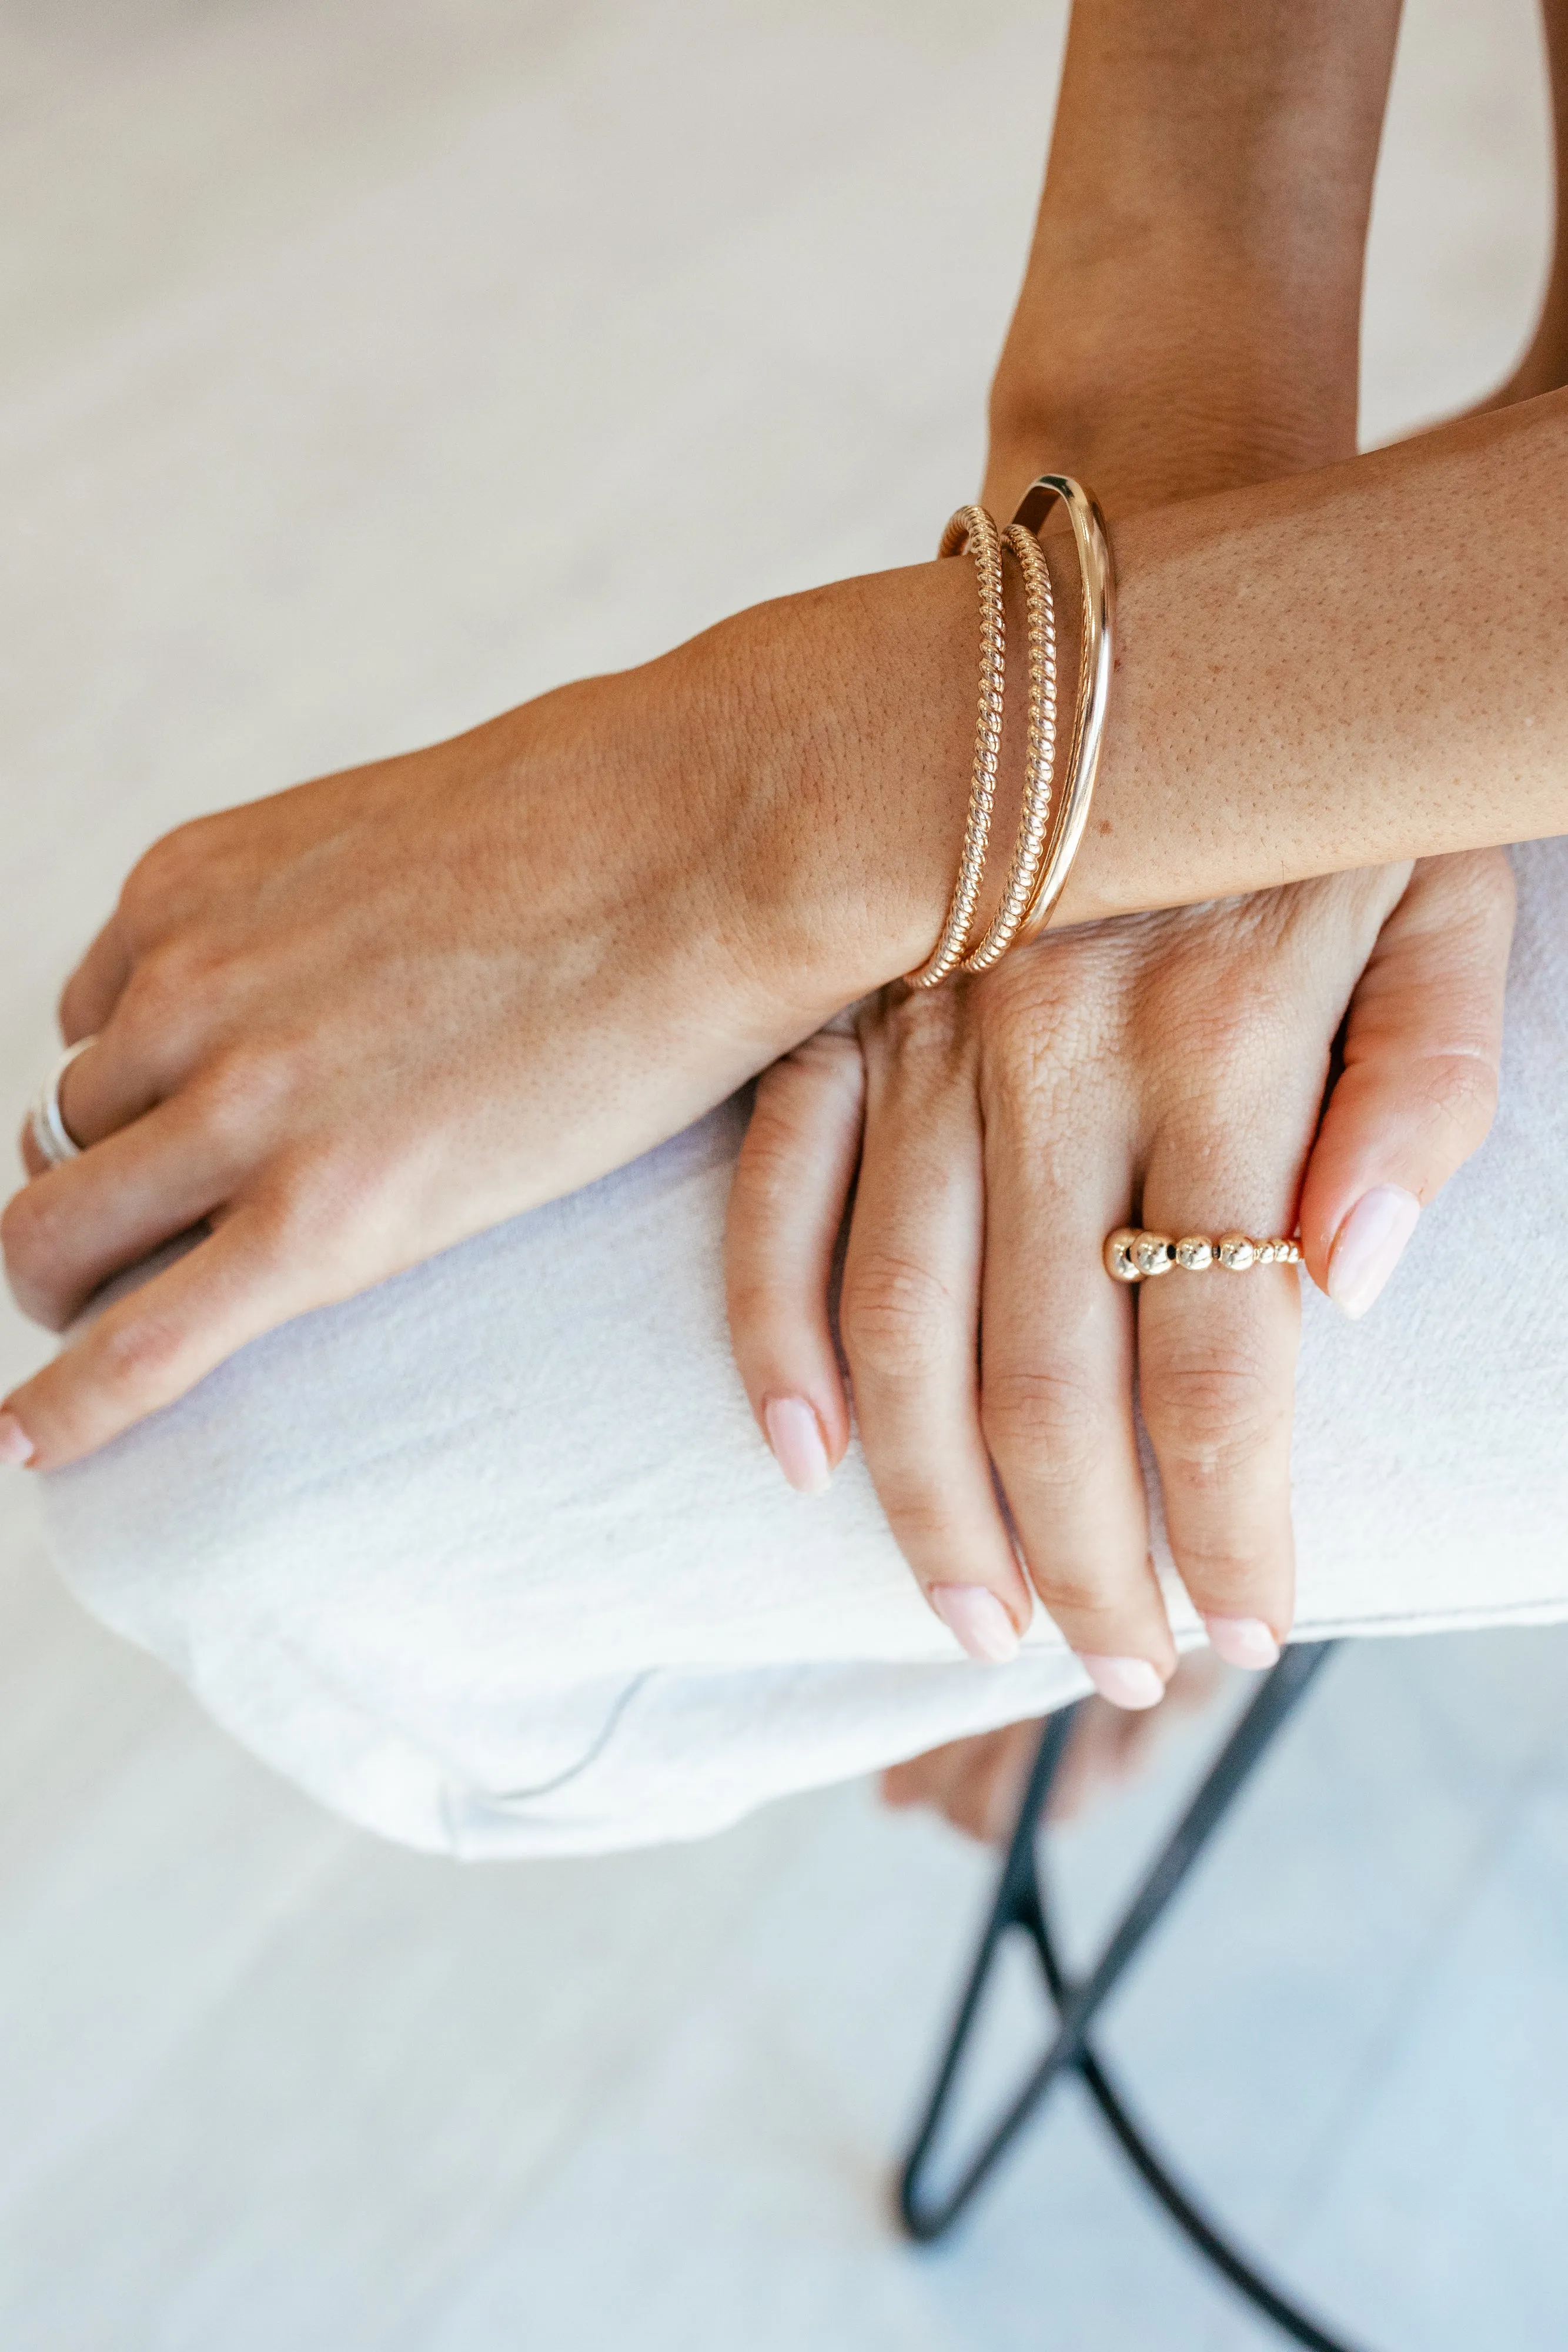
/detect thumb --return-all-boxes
[1298,850,1514,1318]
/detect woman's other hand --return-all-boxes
[881,1652,1230,1843]
[726,850,1512,1692]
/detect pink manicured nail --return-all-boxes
[930,1585,1021,1665]
[763,1396,832,1495]
[0,1411,36,1468]
[1078,1654,1165,1710]
[1203,1615,1281,1671]
[1328,1184,1420,1319]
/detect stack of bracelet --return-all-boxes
[905,473,1114,990]
[910,481,1304,1284]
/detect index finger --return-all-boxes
[0,1202,327,1469]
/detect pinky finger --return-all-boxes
[0,1204,316,1470]
[725,1028,865,1492]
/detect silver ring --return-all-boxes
[28,1037,95,1168]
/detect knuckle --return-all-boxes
[841,1250,958,1385]
[1166,985,1294,1088]
[118,827,196,936]
[115,940,216,1058]
[58,968,98,1040]
[188,1043,295,1151]
[773,1028,864,1089]
[724,1268,788,1329]
[1,1184,69,1301]
[1459,843,1516,930]
[1171,1536,1281,1605]
[868,984,969,1077]
[119,816,226,934]
[91,1308,188,1397]
[1483,850,1516,920]
[249,1145,369,1265]
[879,1488,967,1552]
[740,1057,859,1200]
[1025,1559,1119,1622]
[1,1185,45,1277]
[1418,1049,1499,1152]
[981,1363,1107,1486]
[1146,1348,1285,1486]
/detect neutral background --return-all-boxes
[2,1,1566,2344]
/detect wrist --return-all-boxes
[661,560,984,1024]
[988,277,1360,520]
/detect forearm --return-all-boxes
[724,385,1568,1011]
[987,0,1400,512]
[1068,389,1568,920]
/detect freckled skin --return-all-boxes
[725,0,1529,1694]
[2,0,1562,1474]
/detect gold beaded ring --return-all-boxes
[905,504,1007,990]
[1104,1228,1303,1283]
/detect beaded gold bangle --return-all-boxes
[904,504,1007,991]
[906,475,1111,990]
[961,519,1058,973]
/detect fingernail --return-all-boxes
[1078,1654,1165,1710]
[1203,1615,1281,1671]
[0,1410,36,1468]
[930,1585,1021,1665]
[763,1395,832,1495]
[1328,1184,1420,1319]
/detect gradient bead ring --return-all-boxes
[1104,1227,1303,1282]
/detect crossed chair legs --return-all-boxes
[897,1640,1378,2352]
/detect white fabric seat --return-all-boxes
[38,840,1568,1857]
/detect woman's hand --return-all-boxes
[726,850,1513,1695]
[728,0,1518,1704]
[0,567,998,1472]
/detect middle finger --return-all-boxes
[979,1074,1176,1705]
[1136,1122,1304,1667]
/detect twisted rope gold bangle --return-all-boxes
[962,520,1058,973]
[906,476,1111,989]
[904,504,1005,990]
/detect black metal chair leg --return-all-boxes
[897,1643,1370,2352]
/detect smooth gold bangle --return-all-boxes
[1008,475,1114,949]
[961,520,1058,974]
[905,504,1007,991]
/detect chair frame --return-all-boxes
[897,1641,1376,2352]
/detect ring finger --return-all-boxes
[979,1077,1175,1707]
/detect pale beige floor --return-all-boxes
[1,3,1565,2346]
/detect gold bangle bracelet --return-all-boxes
[1007,475,1114,949]
[961,519,1058,973]
[906,476,1111,990]
[905,503,1007,991]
